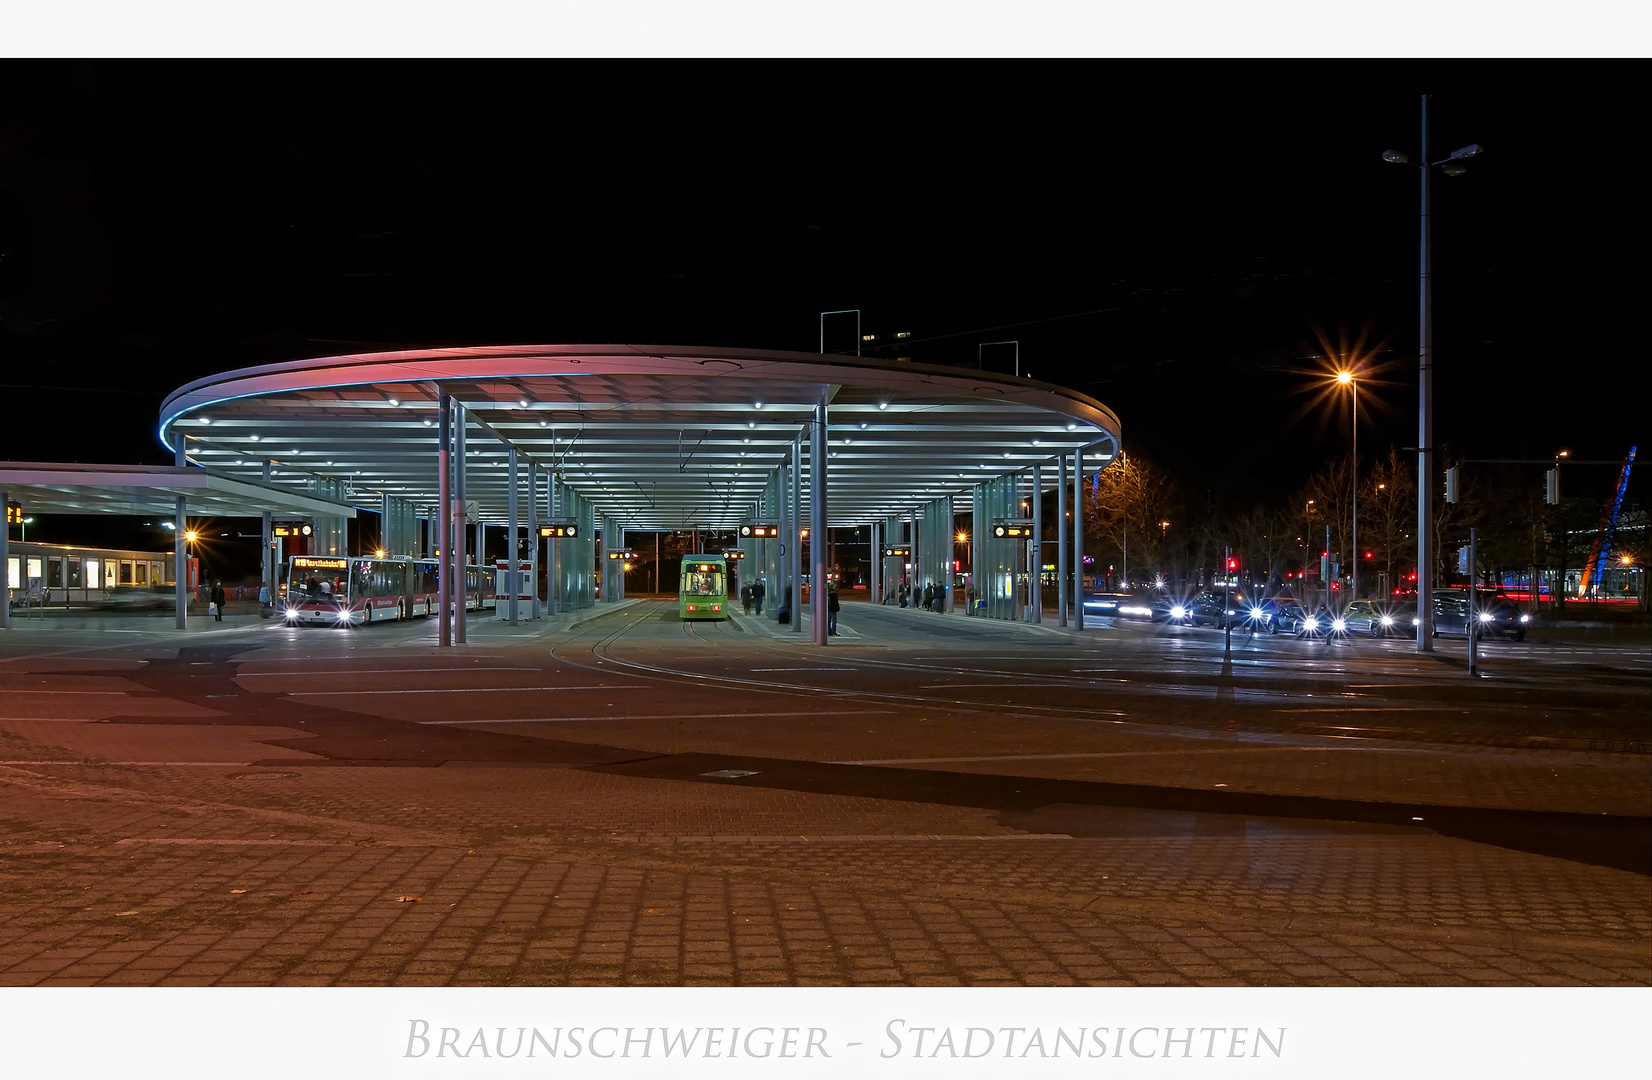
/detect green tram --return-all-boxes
[679,555,729,620]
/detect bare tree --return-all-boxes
[1359,447,1417,599]
[1084,452,1178,587]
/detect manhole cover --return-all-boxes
[700,769,760,779]
[228,771,300,780]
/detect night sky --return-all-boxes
[2,63,1644,542]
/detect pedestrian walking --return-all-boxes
[741,581,752,615]
[922,581,934,612]
[209,580,226,622]
[827,581,840,636]
[752,577,766,616]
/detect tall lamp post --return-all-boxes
[1336,370,1358,603]
[1385,94,1483,652]
[1304,499,1315,606]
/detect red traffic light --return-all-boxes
[1227,559,1237,570]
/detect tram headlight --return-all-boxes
[1332,618,1347,632]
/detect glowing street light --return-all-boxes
[1332,369,1360,603]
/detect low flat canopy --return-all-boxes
[159,345,1122,529]
[0,463,358,520]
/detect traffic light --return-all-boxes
[1546,467,1560,505]
[1227,558,1237,571]
[1444,465,1459,504]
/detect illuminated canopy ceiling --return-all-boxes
[160,345,1121,529]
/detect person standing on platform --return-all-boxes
[209,580,226,622]
[827,581,840,636]
[741,581,752,615]
[752,577,766,616]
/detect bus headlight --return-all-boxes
[284,608,299,620]
[336,608,353,622]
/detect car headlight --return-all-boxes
[1250,608,1265,620]
[1519,614,1530,623]
[1170,606,1186,619]
[1332,618,1347,632]
[1380,615,1394,626]
[1478,612,1494,623]
[1305,617,1319,630]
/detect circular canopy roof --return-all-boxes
[160,345,1121,530]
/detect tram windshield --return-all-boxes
[682,563,725,596]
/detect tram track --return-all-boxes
[544,602,1649,756]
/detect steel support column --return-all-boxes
[438,390,452,646]
[1072,447,1084,631]
[507,447,519,625]
[527,461,539,620]
[810,401,828,645]
[454,401,467,643]
[944,495,955,612]
[1057,452,1068,626]
[790,436,803,634]
[173,439,188,630]
[261,458,274,611]
[549,475,560,616]
[777,459,790,620]
[909,509,918,605]
[869,519,879,607]
[1030,464,1042,623]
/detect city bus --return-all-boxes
[678,555,728,620]
[283,555,495,626]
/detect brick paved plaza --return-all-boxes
[1,600,1647,986]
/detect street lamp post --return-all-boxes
[1337,370,1358,602]
[1385,94,1483,652]
[1304,499,1315,607]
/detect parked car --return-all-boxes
[1430,590,1529,641]
[1184,590,1234,628]
[1184,589,1281,631]
[1268,599,1324,637]
[1339,599,1403,637]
